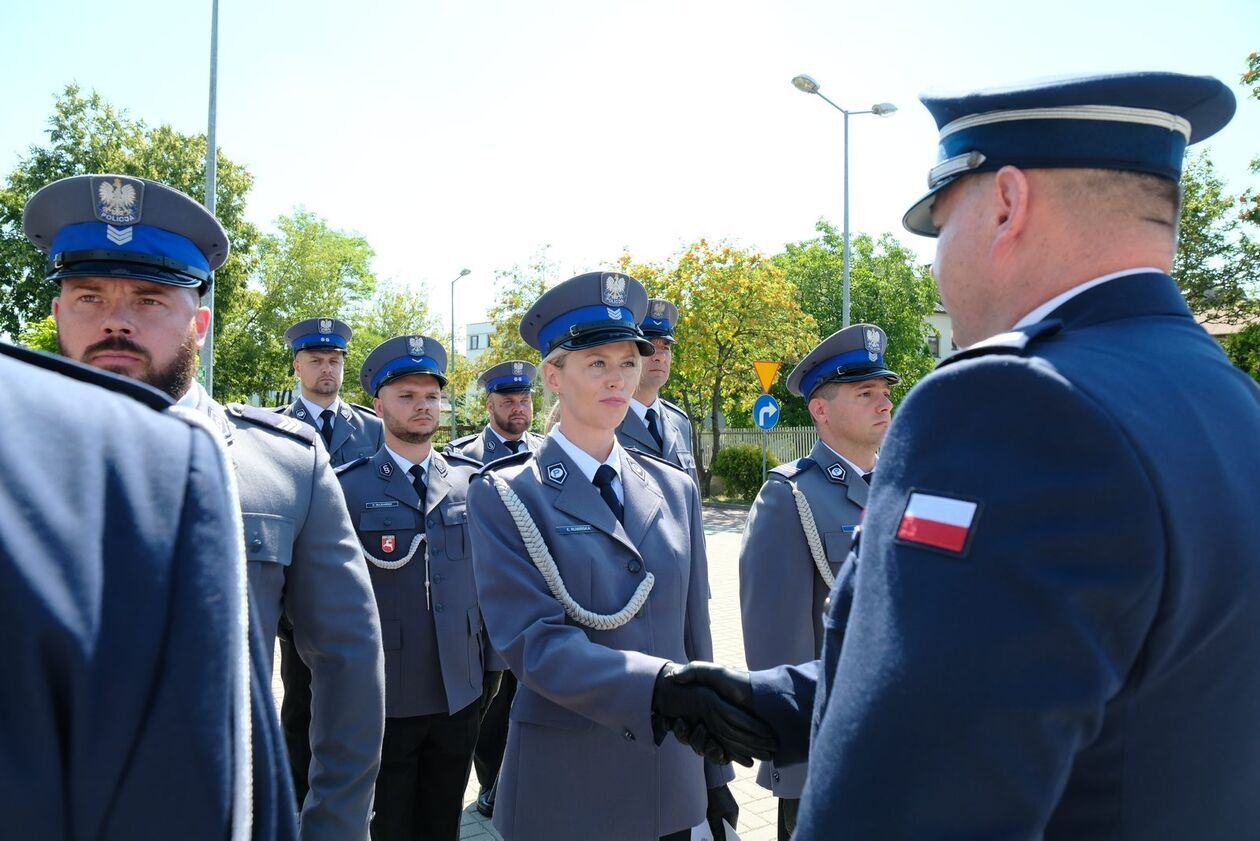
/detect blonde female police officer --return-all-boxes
[466,272,771,841]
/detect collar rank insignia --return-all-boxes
[864,327,881,362]
[319,319,333,334]
[546,463,568,484]
[381,534,396,553]
[601,273,628,306]
[407,335,424,355]
[486,437,496,451]
[92,176,143,225]
[295,407,306,419]
[380,461,394,477]
[827,462,847,482]
[512,361,524,375]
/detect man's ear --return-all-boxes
[991,165,1031,253]
[193,305,212,349]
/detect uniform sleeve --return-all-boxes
[739,477,819,671]
[468,475,667,743]
[794,358,1165,838]
[285,446,385,841]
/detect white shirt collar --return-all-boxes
[175,383,201,409]
[629,397,663,423]
[485,425,526,447]
[299,394,341,424]
[1013,267,1163,331]
[550,425,625,502]
[383,445,432,479]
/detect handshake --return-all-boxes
[651,661,778,766]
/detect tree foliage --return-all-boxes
[1240,51,1260,227]
[0,85,257,341]
[1174,152,1259,324]
[214,210,378,402]
[623,240,817,495]
[1222,323,1260,382]
[341,280,440,407]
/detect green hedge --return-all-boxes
[713,444,779,500]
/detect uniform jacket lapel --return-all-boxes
[328,402,357,454]
[620,410,662,455]
[539,438,641,557]
[481,427,503,460]
[619,453,662,548]
[374,449,423,512]
[809,439,869,509]
[285,398,318,430]
[425,452,452,517]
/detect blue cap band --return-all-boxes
[800,349,885,398]
[291,333,348,351]
[484,374,533,393]
[50,222,210,274]
[643,318,672,333]
[537,304,635,351]
[370,355,442,394]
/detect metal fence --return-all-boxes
[695,426,815,470]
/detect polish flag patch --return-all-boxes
[896,492,980,555]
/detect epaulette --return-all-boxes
[270,405,286,413]
[475,448,534,477]
[335,455,371,476]
[0,341,172,410]
[659,398,690,419]
[226,403,318,444]
[937,319,1062,369]
[447,433,479,449]
[768,456,816,480]
[441,450,484,471]
[349,402,378,417]
[625,447,687,473]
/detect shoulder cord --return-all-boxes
[362,533,425,570]
[491,474,653,630]
[790,483,836,589]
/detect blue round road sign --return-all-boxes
[753,393,781,430]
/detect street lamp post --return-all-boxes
[449,268,471,438]
[200,0,220,394]
[791,74,896,329]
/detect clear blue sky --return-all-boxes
[4,0,1258,337]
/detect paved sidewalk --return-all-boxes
[275,503,783,840]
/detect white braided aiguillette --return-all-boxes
[363,533,425,570]
[492,474,653,630]
[792,485,836,589]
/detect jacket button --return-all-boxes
[433,573,443,583]
[435,603,444,612]
[627,559,642,574]
[384,519,392,526]
[250,539,262,550]
[623,729,635,742]
[823,596,832,612]
[772,770,780,782]
[428,518,436,527]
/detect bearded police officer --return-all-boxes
[444,359,544,818]
[337,335,485,841]
[738,324,898,839]
[616,298,699,486]
[276,316,385,804]
[1,341,297,841]
[29,174,386,841]
[667,72,1260,839]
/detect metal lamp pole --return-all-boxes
[791,74,896,329]
[449,268,471,437]
[200,0,220,394]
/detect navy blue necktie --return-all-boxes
[319,409,334,448]
[408,465,427,522]
[592,465,624,524]
[505,439,523,454]
[644,408,665,452]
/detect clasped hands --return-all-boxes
[651,661,777,766]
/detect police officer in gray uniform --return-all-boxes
[467,271,768,841]
[738,324,899,839]
[616,298,699,486]
[28,173,386,841]
[337,335,485,841]
[445,359,544,818]
[276,316,385,804]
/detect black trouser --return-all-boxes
[372,702,481,841]
[278,622,313,805]
[778,797,800,840]
[472,670,515,790]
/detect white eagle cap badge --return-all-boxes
[864,327,882,362]
[512,361,524,375]
[651,300,667,318]
[319,319,333,334]
[407,335,424,356]
[92,176,144,225]
[601,273,629,306]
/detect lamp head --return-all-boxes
[792,74,820,95]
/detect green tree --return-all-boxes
[343,280,440,407]
[1222,323,1260,381]
[624,241,818,496]
[17,314,57,353]
[1175,152,1259,324]
[214,209,377,403]
[776,220,939,406]
[0,85,257,341]
[1240,51,1260,227]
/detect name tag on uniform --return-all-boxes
[842,525,857,533]
[556,525,594,535]
[366,501,399,509]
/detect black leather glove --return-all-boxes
[706,783,738,840]
[651,661,776,766]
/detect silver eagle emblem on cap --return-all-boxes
[651,300,666,318]
[93,176,143,225]
[407,335,424,355]
[864,327,881,362]
[512,361,524,375]
[601,273,628,306]
[319,319,332,334]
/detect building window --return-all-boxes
[927,334,940,357]
[468,335,482,350]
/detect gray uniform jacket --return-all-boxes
[277,398,383,468]
[190,384,385,841]
[739,438,867,798]
[467,437,733,841]
[445,426,545,465]
[615,398,699,486]
[336,447,486,718]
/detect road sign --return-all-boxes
[753,361,781,393]
[753,393,781,430]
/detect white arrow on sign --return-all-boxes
[758,404,778,426]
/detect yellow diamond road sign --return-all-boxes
[753,361,781,394]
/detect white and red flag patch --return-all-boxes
[896,492,980,555]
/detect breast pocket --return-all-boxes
[243,513,295,566]
[822,530,855,565]
[357,508,421,562]
[441,502,469,560]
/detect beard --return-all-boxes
[490,409,530,436]
[63,331,199,400]
[384,412,436,445]
[307,378,340,397]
